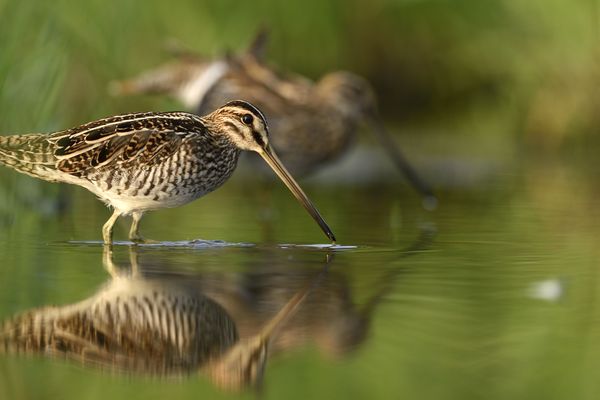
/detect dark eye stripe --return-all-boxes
[224,100,268,128]
[252,131,265,146]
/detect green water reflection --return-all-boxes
[1,156,600,399]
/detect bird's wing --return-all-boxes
[49,112,198,176]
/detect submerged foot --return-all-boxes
[129,236,160,245]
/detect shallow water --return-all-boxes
[1,150,600,400]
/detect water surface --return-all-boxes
[1,152,600,400]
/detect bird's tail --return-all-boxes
[0,134,60,182]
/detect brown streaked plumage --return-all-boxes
[0,101,335,244]
[111,31,436,206]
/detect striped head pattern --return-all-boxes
[203,100,270,152]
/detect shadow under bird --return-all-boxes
[0,101,335,244]
[111,30,436,208]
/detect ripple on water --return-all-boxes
[64,240,359,251]
[278,243,359,250]
[65,239,255,248]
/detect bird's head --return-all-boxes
[205,100,271,153]
[204,100,336,243]
[316,71,377,119]
[317,74,437,208]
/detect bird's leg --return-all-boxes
[128,211,144,242]
[128,211,158,244]
[102,210,121,245]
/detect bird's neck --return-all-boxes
[198,117,239,149]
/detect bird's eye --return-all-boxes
[241,114,254,125]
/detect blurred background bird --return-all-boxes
[110,30,437,208]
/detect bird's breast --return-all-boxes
[85,141,240,213]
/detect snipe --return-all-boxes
[111,31,436,207]
[0,101,335,244]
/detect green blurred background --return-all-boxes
[1,0,598,152]
[2,1,600,400]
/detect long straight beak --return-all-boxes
[258,145,336,243]
[368,114,438,210]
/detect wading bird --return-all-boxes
[0,101,335,244]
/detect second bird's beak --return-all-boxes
[258,145,336,243]
[367,114,437,210]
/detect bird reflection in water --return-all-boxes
[0,247,319,390]
[1,231,432,391]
